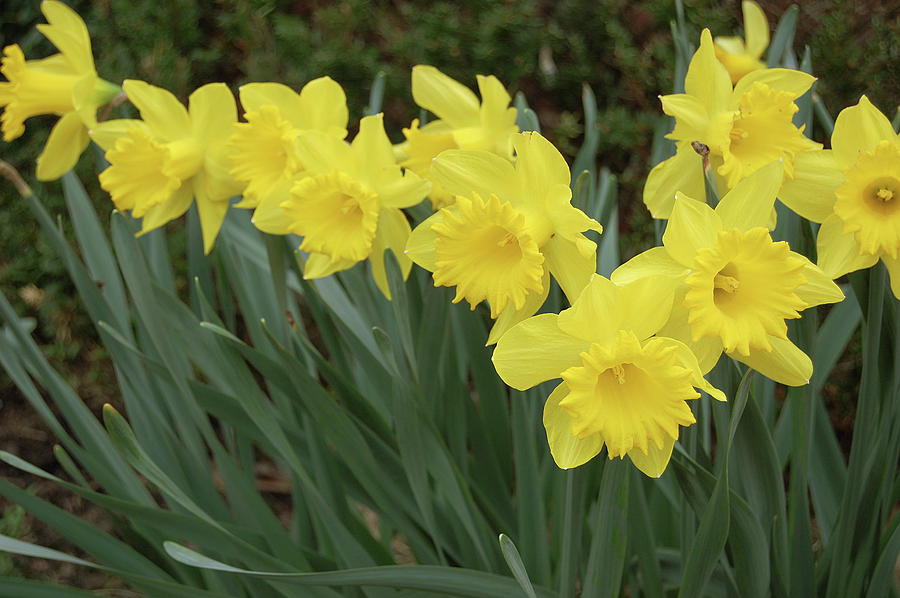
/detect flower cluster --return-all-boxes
[5,0,894,479]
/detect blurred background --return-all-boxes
[0,0,897,587]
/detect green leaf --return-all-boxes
[0,579,100,598]
[677,370,753,598]
[61,172,128,330]
[498,534,538,598]
[865,517,900,598]
[366,71,387,115]
[571,84,598,181]
[0,481,171,579]
[165,542,557,598]
[514,91,541,133]
[581,459,629,598]
[766,5,799,68]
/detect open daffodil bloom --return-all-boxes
[228,78,348,233]
[91,80,242,253]
[813,97,900,298]
[644,28,828,220]
[397,65,519,209]
[0,1,119,180]
[406,131,602,343]
[615,162,844,385]
[279,114,430,299]
[714,0,769,83]
[492,275,724,478]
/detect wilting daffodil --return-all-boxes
[714,1,769,83]
[229,77,348,233]
[492,275,724,478]
[616,162,844,385]
[91,80,242,253]
[813,97,900,297]
[279,114,430,299]
[405,131,602,344]
[0,1,119,180]
[644,28,823,219]
[397,65,519,209]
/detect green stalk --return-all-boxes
[825,265,887,598]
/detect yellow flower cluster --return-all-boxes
[3,0,894,479]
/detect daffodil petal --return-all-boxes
[545,183,602,241]
[543,235,595,303]
[627,434,675,478]
[796,261,845,306]
[685,29,732,115]
[664,337,727,401]
[817,213,878,279]
[661,94,709,142]
[38,1,93,74]
[618,276,677,341]
[557,275,621,346]
[543,383,604,469]
[486,271,551,345]
[430,149,519,202]
[139,184,193,234]
[716,160,782,231]
[777,149,841,223]
[352,114,395,183]
[663,193,722,267]
[123,79,191,142]
[304,252,356,279]
[405,211,441,272]
[883,255,900,300]
[412,65,480,129]
[512,132,570,200]
[743,1,769,57]
[832,96,898,171]
[369,208,412,300]
[89,119,149,151]
[294,131,353,175]
[491,313,588,390]
[611,246,689,285]
[733,336,812,386]
[35,111,88,181]
[250,178,293,235]
[193,171,229,254]
[297,76,348,137]
[643,145,705,219]
[656,287,725,375]
[189,82,237,147]
[375,168,430,209]
[734,68,815,103]
[238,82,301,115]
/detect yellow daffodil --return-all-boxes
[397,65,519,209]
[616,162,844,385]
[279,113,430,299]
[0,1,119,180]
[492,275,724,478]
[405,131,602,344]
[714,1,769,83]
[812,97,900,297]
[228,77,349,233]
[644,29,824,219]
[90,80,242,253]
